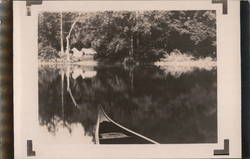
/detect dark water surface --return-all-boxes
[38,63,217,144]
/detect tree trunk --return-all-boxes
[65,13,81,62]
[66,36,70,61]
[60,12,64,53]
[130,33,134,58]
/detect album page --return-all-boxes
[14,0,241,158]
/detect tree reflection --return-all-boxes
[39,64,217,143]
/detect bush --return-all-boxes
[39,46,59,59]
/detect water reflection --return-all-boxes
[38,64,217,144]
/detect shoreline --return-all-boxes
[38,60,217,67]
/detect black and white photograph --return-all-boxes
[38,10,217,144]
[14,1,241,158]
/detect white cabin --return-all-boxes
[81,48,97,55]
[72,48,83,58]
[71,47,97,58]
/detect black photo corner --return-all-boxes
[0,0,249,158]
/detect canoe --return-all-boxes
[95,106,159,144]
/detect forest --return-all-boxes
[38,10,216,63]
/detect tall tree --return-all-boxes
[60,12,64,53]
[65,13,81,61]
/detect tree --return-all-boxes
[65,13,81,61]
[60,12,64,53]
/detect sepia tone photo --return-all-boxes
[38,10,217,144]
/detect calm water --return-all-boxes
[38,63,217,144]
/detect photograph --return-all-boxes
[38,10,217,145]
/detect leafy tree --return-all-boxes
[38,10,216,62]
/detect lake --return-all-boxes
[38,62,217,144]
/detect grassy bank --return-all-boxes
[155,52,216,68]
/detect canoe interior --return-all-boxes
[97,107,156,144]
[99,120,154,144]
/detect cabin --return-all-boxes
[71,47,97,61]
[72,48,83,58]
[81,48,97,55]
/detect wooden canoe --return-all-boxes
[95,106,159,144]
